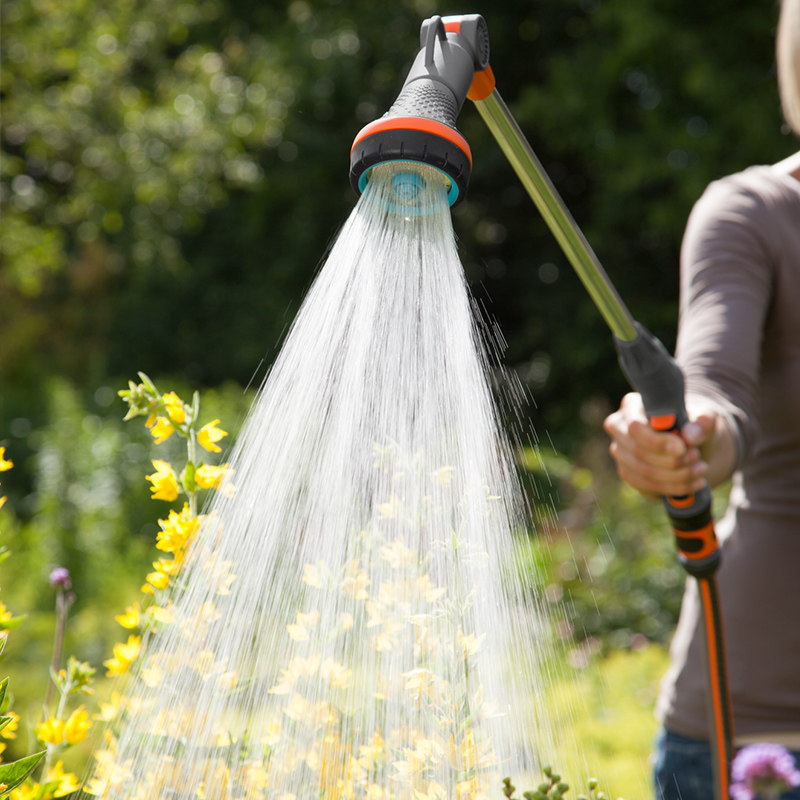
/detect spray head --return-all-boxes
[350,14,491,209]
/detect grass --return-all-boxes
[541,644,669,800]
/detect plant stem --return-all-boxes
[44,588,68,711]
[189,430,198,517]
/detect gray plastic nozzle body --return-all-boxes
[386,15,489,126]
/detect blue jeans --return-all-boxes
[654,728,800,800]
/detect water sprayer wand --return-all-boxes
[350,14,734,799]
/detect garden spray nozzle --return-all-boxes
[349,14,491,209]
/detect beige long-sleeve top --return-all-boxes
[656,164,800,741]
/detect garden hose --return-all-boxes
[349,15,735,798]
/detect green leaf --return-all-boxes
[191,390,200,427]
[0,678,8,709]
[0,617,23,633]
[138,372,158,394]
[183,462,197,493]
[0,750,47,793]
[0,715,14,735]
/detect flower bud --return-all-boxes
[49,567,72,590]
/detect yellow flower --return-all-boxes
[10,782,41,800]
[146,460,179,502]
[103,635,141,676]
[341,561,370,600]
[115,604,140,629]
[37,716,66,745]
[0,448,13,471]
[147,415,174,444]
[434,465,455,486]
[200,548,237,595]
[303,562,323,588]
[140,663,163,688]
[194,463,228,490]
[48,760,80,797]
[0,603,12,625]
[145,603,174,625]
[162,391,186,424]
[321,657,352,690]
[457,629,486,661]
[64,705,91,745]
[0,711,19,739]
[197,420,228,453]
[142,557,180,593]
[156,504,199,555]
[378,494,400,520]
[337,612,354,632]
[94,692,125,722]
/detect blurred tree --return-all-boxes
[1,0,796,457]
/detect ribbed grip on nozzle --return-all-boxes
[388,81,459,128]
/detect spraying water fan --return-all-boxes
[351,14,735,800]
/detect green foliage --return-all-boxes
[0,751,47,797]
[2,0,795,456]
[539,645,669,799]
[515,436,719,652]
[503,765,613,800]
[0,377,253,770]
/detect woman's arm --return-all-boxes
[604,170,776,500]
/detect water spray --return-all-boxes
[352,14,734,800]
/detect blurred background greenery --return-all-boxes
[0,0,794,795]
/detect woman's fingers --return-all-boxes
[609,435,708,497]
[604,393,710,498]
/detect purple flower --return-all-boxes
[49,567,71,590]
[731,743,800,800]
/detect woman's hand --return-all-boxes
[603,393,729,500]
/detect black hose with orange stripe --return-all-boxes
[616,323,734,800]
[349,16,735,798]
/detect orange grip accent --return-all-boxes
[350,117,473,166]
[441,20,495,101]
[667,494,696,509]
[650,413,677,431]
[674,521,717,560]
[467,65,496,101]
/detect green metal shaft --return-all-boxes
[473,89,637,342]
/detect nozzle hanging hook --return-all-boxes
[422,16,447,68]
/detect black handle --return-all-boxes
[614,322,720,578]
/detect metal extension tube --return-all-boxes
[474,90,638,343]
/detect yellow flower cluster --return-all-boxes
[103,636,141,677]
[85,414,497,798]
[10,760,80,800]
[244,473,501,800]
[0,447,13,518]
[36,706,91,746]
[103,381,234,683]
